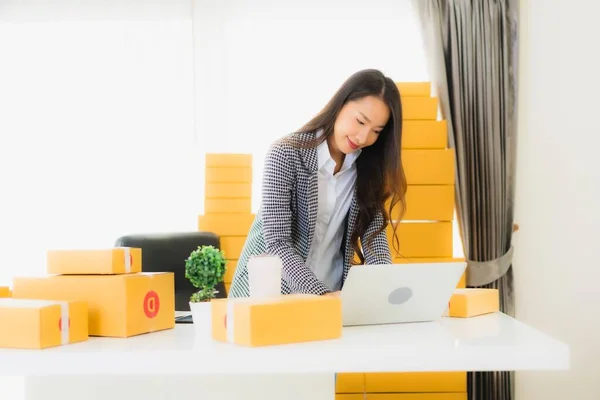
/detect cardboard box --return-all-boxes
[336,373,365,393]
[12,273,174,338]
[47,247,142,275]
[402,97,439,120]
[448,289,499,318]
[386,222,453,258]
[198,213,255,236]
[220,236,247,259]
[205,183,252,199]
[391,185,455,221]
[211,294,342,346]
[402,120,448,149]
[224,259,238,283]
[396,82,431,97]
[206,153,252,167]
[206,167,252,183]
[0,286,11,298]
[364,394,467,400]
[205,198,252,214]
[365,371,466,393]
[0,299,88,349]
[403,149,455,185]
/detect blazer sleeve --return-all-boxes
[362,211,393,264]
[261,142,331,295]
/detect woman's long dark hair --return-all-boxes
[296,69,406,263]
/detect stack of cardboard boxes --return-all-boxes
[0,247,174,350]
[338,82,468,399]
[198,153,255,295]
[0,286,11,298]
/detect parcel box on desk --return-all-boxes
[12,273,174,338]
[448,288,499,318]
[212,294,342,346]
[47,247,142,275]
[0,286,11,297]
[0,299,88,349]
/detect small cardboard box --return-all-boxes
[0,299,88,349]
[212,294,342,346]
[205,153,252,167]
[448,288,499,318]
[198,213,255,236]
[47,247,142,275]
[0,286,11,298]
[12,273,174,338]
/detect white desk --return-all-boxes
[0,312,569,400]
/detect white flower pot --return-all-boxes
[189,301,212,339]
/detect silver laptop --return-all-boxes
[341,262,467,326]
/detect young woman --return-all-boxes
[228,68,407,298]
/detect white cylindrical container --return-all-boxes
[247,255,282,298]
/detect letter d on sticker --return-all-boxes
[143,291,160,318]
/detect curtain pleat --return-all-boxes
[411,1,519,399]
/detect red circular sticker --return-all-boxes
[58,317,71,331]
[143,291,160,318]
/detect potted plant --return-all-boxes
[185,245,227,334]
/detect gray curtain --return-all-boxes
[411,1,519,400]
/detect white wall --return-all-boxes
[0,0,440,287]
[0,1,200,286]
[192,0,430,213]
[514,1,600,399]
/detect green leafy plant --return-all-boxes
[185,245,227,303]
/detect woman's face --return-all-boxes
[332,95,390,155]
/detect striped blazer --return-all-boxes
[227,131,392,298]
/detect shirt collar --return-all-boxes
[316,129,361,173]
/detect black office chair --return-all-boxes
[114,231,227,312]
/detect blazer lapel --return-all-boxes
[343,189,359,282]
[297,133,319,254]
